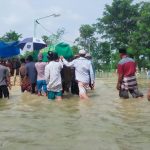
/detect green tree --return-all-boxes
[71,45,79,55]
[75,0,150,71]
[95,0,139,48]
[42,35,49,44]
[0,30,22,42]
[92,42,112,71]
[42,28,65,46]
[129,2,150,68]
[75,24,100,70]
[75,24,96,52]
[94,0,150,70]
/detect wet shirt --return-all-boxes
[0,64,9,86]
[62,57,95,84]
[117,56,136,77]
[45,61,63,92]
[35,62,47,80]
[25,62,37,84]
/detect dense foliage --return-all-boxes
[75,0,150,71]
[0,30,22,42]
[1,0,150,71]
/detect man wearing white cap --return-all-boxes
[61,49,95,99]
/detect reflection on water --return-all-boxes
[0,78,150,150]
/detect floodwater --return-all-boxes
[0,78,150,150]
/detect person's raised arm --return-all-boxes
[60,56,75,67]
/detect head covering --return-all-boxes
[85,53,91,57]
[53,52,59,61]
[38,53,43,61]
[20,58,25,63]
[26,55,33,62]
[47,51,54,61]
[85,53,92,60]
[74,54,79,59]
[119,48,127,54]
[79,49,86,55]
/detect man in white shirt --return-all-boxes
[45,52,63,101]
[61,50,95,99]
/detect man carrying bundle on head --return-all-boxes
[116,47,143,99]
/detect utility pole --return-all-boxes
[34,13,60,37]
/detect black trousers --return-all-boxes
[31,83,36,94]
[0,85,9,99]
[71,80,79,95]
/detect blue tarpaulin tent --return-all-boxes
[0,41,20,58]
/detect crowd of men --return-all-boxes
[0,47,150,101]
[0,49,95,101]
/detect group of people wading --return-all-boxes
[0,49,95,101]
[1,47,150,101]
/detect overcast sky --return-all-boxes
[0,0,147,44]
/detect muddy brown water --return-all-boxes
[0,78,150,150]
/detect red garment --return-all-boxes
[21,77,31,92]
[117,56,136,77]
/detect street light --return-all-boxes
[34,13,61,37]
